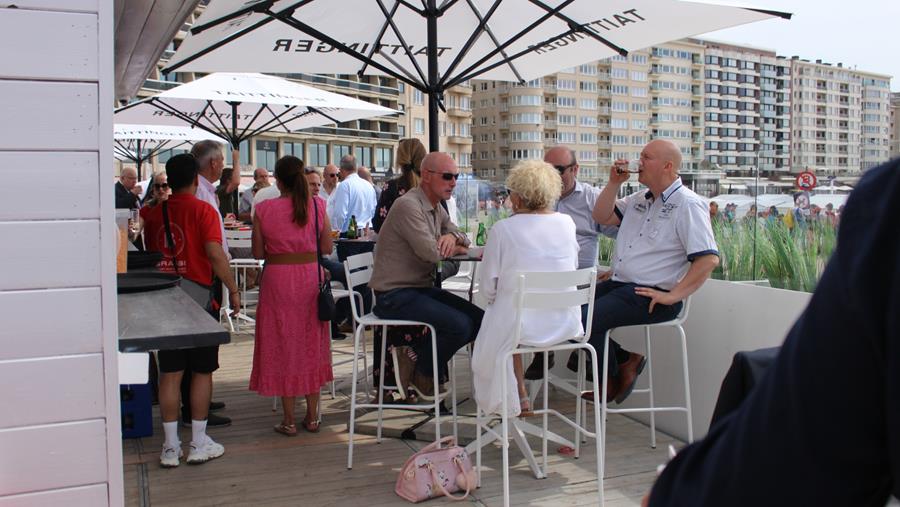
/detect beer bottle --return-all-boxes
[475,222,487,246]
[347,215,358,239]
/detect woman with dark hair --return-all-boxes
[250,155,334,435]
[373,138,426,232]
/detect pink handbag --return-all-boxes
[395,436,477,503]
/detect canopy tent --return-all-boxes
[113,123,227,179]
[115,72,399,172]
[164,0,790,150]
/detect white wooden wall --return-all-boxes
[0,1,123,505]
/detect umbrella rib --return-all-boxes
[358,0,400,77]
[395,0,425,16]
[203,100,238,143]
[437,0,460,12]
[242,104,300,139]
[441,0,521,87]
[375,0,428,87]
[444,0,575,89]
[164,1,307,73]
[447,29,573,86]
[527,0,627,56]
[306,106,340,125]
[268,9,426,90]
[139,99,233,144]
[190,0,277,34]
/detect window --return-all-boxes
[558,114,576,125]
[557,79,576,90]
[308,143,328,167]
[611,84,629,95]
[631,87,648,97]
[631,71,647,82]
[631,54,648,64]
[579,64,597,75]
[611,68,628,79]
[375,147,392,170]
[558,131,577,143]
[579,81,597,92]
[611,101,628,112]
[413,89,424,105]
[611,118,628,129]
[332,144,351,163]
[631,119,647,130]
[510,95,541,106]
[557,96,577,108]
[354,146,371,168]
[580,133,597,144]
[413,118,425,134]
[398,125,406,137]
[611,135,628,145]
[511,113,541,124]
[631,103,648,113]
[580,116,597,127]
[283,141,305,160]
[255,139,278,172]
[580,98,597,110]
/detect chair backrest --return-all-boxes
[671,295,691,325]
[513,267,597,345]
[224,229,252,248]
[343,252,374,321]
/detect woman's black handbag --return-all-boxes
[313,198,336,321]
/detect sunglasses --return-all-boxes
[554,163,575,174]
[427,169,460,181]
[154,183,170,190]
[326,173,338,178]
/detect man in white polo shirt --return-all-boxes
[586,139,719,404]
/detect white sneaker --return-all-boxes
[160,443,183,468]
[186,436,225,464]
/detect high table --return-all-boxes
[118,285,231,352]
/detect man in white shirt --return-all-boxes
[238,168,270,222]
[586,139,719,404]
[328,154,376,232]
[321,163,340,200]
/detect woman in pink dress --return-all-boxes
[250,155,334,435]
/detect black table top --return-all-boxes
[118,286,231,352]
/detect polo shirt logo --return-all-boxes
[633,202,649,213]
[659,202,678,219]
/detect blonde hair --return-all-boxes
[395,138,426,190]
[505,160,562,212]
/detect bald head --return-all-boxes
[358,166,373,183]
[639,139,682,195]
[647,139,682,170]
[323,163,340,192]
[420,152,459,205]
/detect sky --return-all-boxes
[693,0,900,91]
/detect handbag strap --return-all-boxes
[426,457,472,501]
[161,201,180,275]
[312,197,323,286]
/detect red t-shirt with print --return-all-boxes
[141,193,223,286]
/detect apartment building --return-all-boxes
[396,82,473,172]
[697,40,792,180]
[790,58,891,177]
[891,92,900,159]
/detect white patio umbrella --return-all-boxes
[113,123,227,179]
[163,0,790,150]
[114,72,399,171]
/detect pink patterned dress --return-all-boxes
[250,196,332,396]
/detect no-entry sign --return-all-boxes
[796,171,817,190]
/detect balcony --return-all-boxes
[446,106,472,118]
[450,83,472,95]
[448,135,473,145]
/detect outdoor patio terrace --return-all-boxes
[123,332,680,507]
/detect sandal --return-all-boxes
[301,417,321,433]
[274,423,297,436]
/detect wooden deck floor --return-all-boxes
[123,333,682,506]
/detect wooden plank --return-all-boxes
[0,81,97,151]
[0,221,100,291]
[0,484,107,507]
[0,355,105,429]
[0,10,97,81]
[0,152,99,220]
[0,0,98,12]
[0,420,107,496]
[0,288,102,361]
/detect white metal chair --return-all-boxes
[474,267,601,507]
[441,260,479,302]
[222,229,261,332]
[590,296,694,504]
[344,252,458,470]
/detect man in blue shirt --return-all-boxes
[328,154,376,232]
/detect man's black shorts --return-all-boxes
[157,345,219,374]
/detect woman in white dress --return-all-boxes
[471,160,582,417]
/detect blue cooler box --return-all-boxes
[121,383,153,439]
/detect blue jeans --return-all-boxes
[588,281,683,378]
[373,287,483,380]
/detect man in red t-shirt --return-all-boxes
[140,154,239,468]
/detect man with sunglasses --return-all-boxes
[523,146,619,381]
[369,152,483,397]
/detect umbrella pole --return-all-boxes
[229,100,243,185]
[426,0,439,152]
[136,139,143,180]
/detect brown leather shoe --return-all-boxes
[614,352,647,404]
[411,371,446,400]
[580,376,619,404]
[391,346,416,400]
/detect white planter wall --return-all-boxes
[0,2,121,505]
[614,279,811,442]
